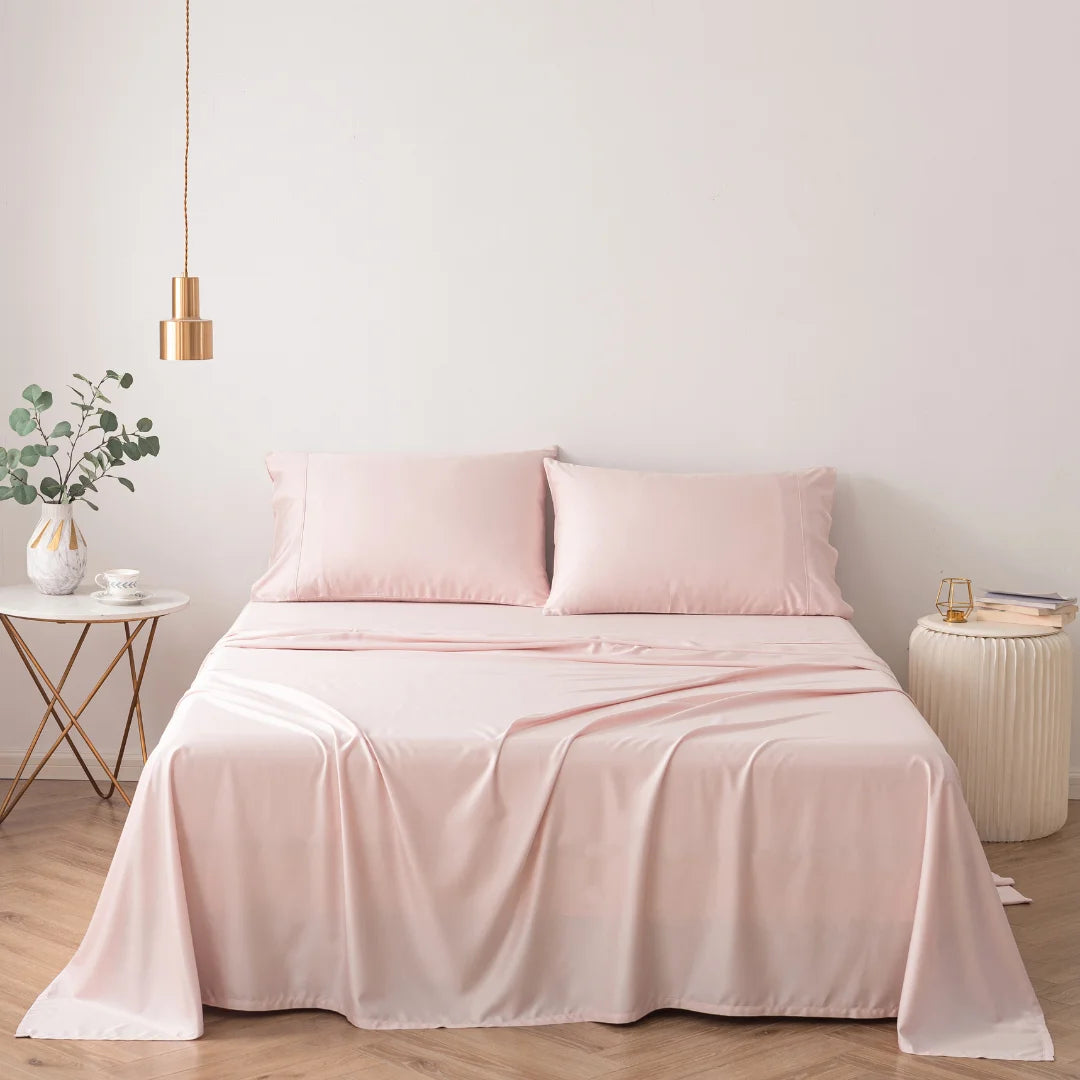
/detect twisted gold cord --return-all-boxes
[184,0,190,277]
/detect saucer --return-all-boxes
[91,589,149,606]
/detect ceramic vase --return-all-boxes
[26,502,87,595]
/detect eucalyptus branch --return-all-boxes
[61,373,107,489]
[33,410,64,485]
[61,392,92,489]
[0,371,159,508]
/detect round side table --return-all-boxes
[909,613,1072,841]
[0,584,188,825]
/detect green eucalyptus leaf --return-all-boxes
[0,485,13,500]
[95,392,111,404]
[22,384,42,404]
[68,483,85,498]
[116,476,135,493]
[106,436,123,458]
[10,467,27,482]
[50,421,72,438]
[35,391,52,410]
[119,373,134,389]
[0,465,6,480]
[39,476,61,499]
[41,444,58,457]
[83,499,99,511]
[105,369,119,379]
[13,483,36,505]
[122,442,141,461]
[80,476,99,492]
[9,408,34,436]
[19,446,39,467]
[99,410,118,433]
[6,449,18,468]
[73,373,91,383]
[136,418,153,432]
[142,435,160,456]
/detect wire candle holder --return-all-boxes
[936,578,974,623]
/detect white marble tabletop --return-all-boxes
[917,612,1064,638]
[0,585,189,624]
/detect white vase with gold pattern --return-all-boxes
[26,502,87,595]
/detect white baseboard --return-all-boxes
[0,749,143,782]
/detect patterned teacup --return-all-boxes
[95,568,141,597]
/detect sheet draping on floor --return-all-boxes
[993,872,1033,906]
[18,604,1051,1060]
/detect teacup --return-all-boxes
[95,568,142,596]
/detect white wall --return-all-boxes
[1,0,1078,781]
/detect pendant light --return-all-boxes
[160,0,213,361]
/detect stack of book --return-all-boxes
[975,590,1077,628]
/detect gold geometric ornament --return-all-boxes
[936,577,974,623]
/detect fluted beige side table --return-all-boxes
[909,613,1072,841]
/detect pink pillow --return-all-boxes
[251,450,553,605]
[544,461,852,617]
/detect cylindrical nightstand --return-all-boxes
[909,613,1072,841]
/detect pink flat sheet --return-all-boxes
[17,603,1051,1059]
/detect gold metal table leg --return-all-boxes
[0,622,104,817]
[103,617,160,799]
[0,617,150,823]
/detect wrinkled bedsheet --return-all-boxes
[18,603,1051,1059]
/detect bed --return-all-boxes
[17,599,1052,1059]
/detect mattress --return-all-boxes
[18,602,1051,1059]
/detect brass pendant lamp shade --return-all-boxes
[160,0,213,361]
[161,276,212,361]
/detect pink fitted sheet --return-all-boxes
[18,603,1051,1059]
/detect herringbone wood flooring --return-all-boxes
[1,782,1077,1080]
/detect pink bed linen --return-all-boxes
[17,603,1051,1060]
[544,461,851,616]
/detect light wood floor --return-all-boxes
[1,782,1077,1080]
